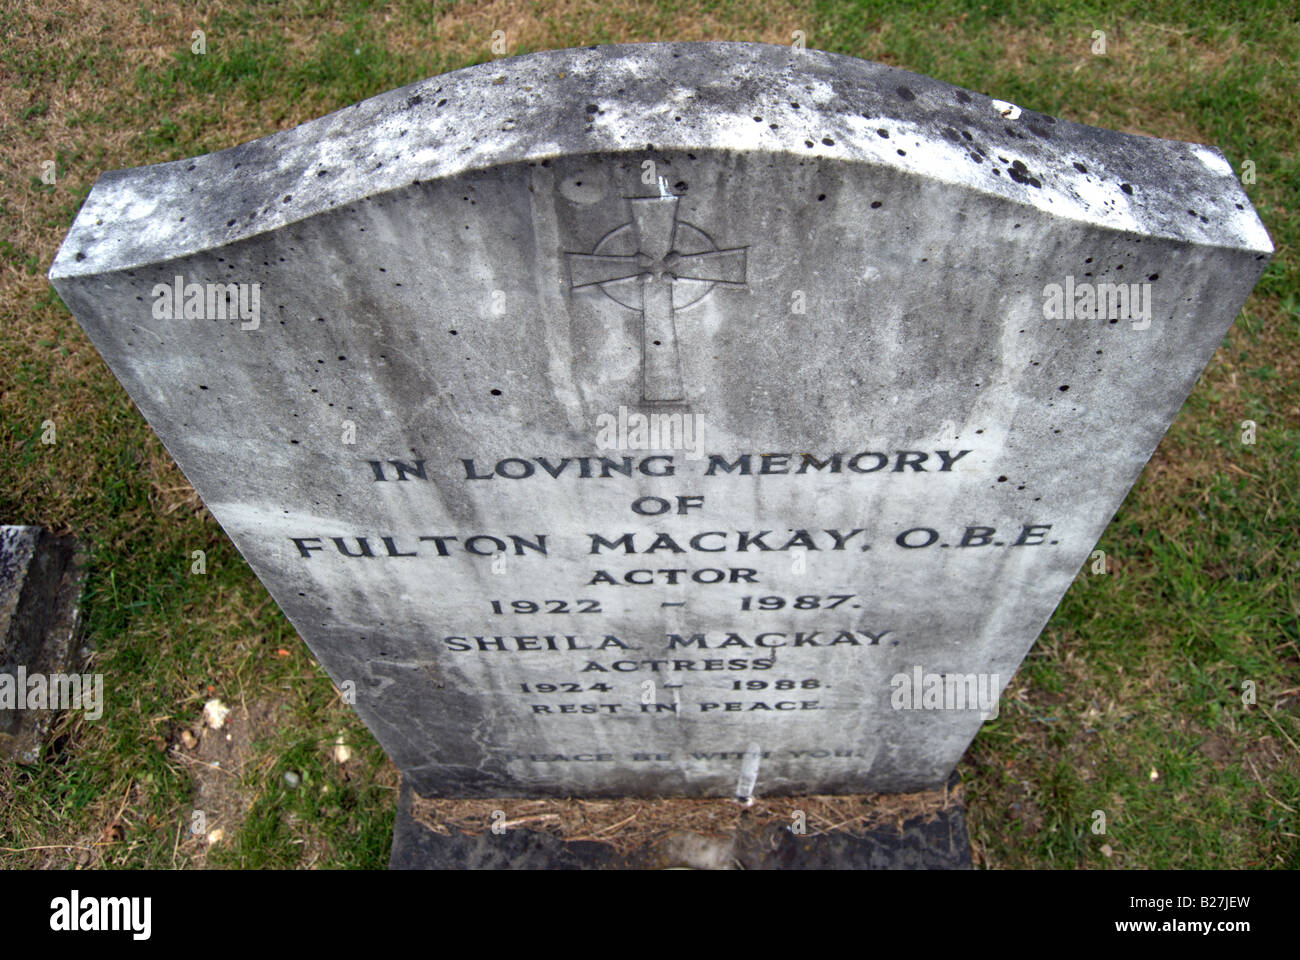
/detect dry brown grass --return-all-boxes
[412,780,961,854]
[429,0,808,54]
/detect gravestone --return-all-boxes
[49,43,1270,806]
[0,526,87,761]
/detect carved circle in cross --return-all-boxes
[589,217,727,311]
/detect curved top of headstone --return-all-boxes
[50,40,1270,280]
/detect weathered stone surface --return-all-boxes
[0,526,86,761]
[49,43,1271,797]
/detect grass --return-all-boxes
[1,0,1296,868]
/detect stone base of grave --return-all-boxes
[0,526,88,762]
[389,775,972,870]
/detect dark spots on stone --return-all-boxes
[1073,162,1087,173]
[961,130,973,141]
[1096,349,1103,355]
[1059,385,1069,392]
[187,164,196,171]
[992,168,1001,176]
[805,140,815,148]
[997,476,1008,482]
[318,169,330,177]
[998,156,1009,163]
[407,95,422,107]
[75,251,85,261]
[870,200,882,209]
[897,149,906,156]
[1148,273,1159,281]
[1199,214,1209,223]
[975,429,984,434]
[282,195,292,203]
[895,86,916,101]
[1187,208,1197,217]
[338,355,346,361]
[1120,183,1133,195]
[199,385,208,390]
[450,330,458,335]
[227,219,236,227]
[822,137,835,146]
[877,128,889,138]
[753,116,763,122]
[437,98,448,107]
[1085,257,1092,263]
[770,123,779,130]
[290,439,300,445]
[790,101,800,109]
[1027,124,1050,139]
[585,104,598,113]
[1007,159,1042,188]
[674,116,682,122]
[674,180,687,192]
[1235,203,1243,210]
[970,152,983,164]
[490,389,502,396]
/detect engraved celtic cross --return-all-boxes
[566,196,747,402]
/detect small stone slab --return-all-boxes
[0,526,87,762]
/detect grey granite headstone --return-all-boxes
[49,43,1270,798]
